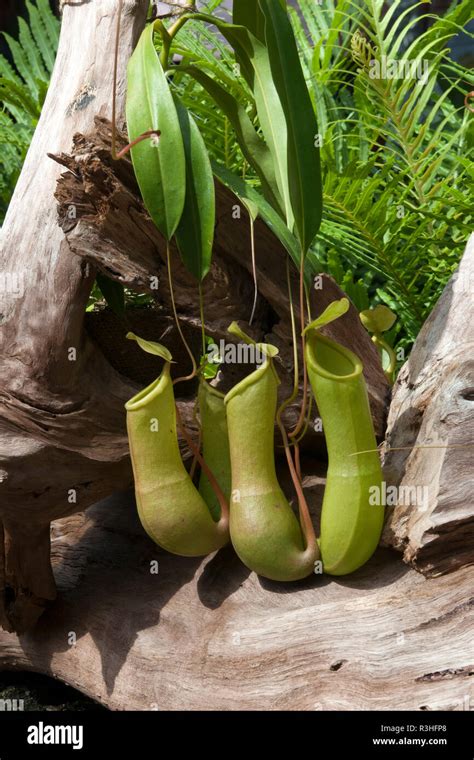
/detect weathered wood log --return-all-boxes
[382,235,474,576]
[0,0,150,633]
[0,488,472,711]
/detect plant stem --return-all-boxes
[189,428,202,480]
[289,256,309,441]
[111,0,123,161]
[115,130,161,160]
[156,20,173,68]
[276,258,299,422]
[175,403,229,525]
[189,396,202,479]
[275,416,316,553]
[248,217,258,326]
[166,242,197,384]
[157,1,196,69]
[198,283,206,358]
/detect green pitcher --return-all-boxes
[225,338,318,581]
[126,354,229,557]
[305,303,384,575]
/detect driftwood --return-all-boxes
[0,0,150,634]
[382,236,474,576]
[0,487,472,711]
[0,0,472,712]
[0,0,387,634]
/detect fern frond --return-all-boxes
[0,0,59,224]
[26,0,56,71]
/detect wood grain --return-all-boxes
[0,1,150,632]
[0,489,472,711]
[382,236,474,576]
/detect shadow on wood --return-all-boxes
[0,487,472,710]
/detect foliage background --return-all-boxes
[172,0,473,353]
[0,1,472,355]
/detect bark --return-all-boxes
[382,235,474,576]
[0,488,472,710]
[0,0,150,632]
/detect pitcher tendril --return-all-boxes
[167,242,197,385]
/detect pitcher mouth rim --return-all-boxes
[125,363,170,411]
[199,378,225,400]
[224,356,273,406]
[306,332,362,382]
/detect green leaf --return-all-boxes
[126,24,186,240]
[37,0,59,49]
[241,197,259,222]
[2,33,38,95]
[96,273,125,317]
[174,98,215,281]
[193,13,294,229]
[211,161,299,271]
[26,0,55,72]
[181,65,284,215]
[126,332,173,363]
[360,305,397,334]
[233,0,266,43]
[0,76,40,119]
[303,298,350,335]
[18,16,48,84]
[190,10,322,251]
[258,0,322,255]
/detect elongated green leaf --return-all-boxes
[96,273,125,317]
[18,16,48,83]
[190,13,293,229]
[0,77,39,119]
[230,29,294,229]
[126,332,173,363]
[3,33,38,95]
[258,0,322,255]
[26,0,55,72]
[126,24,185,240]
[212,161,313,287]
[174,98,215,281]
[37,0,59,48]
[233,0,266,43]
[181,65,284,215]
